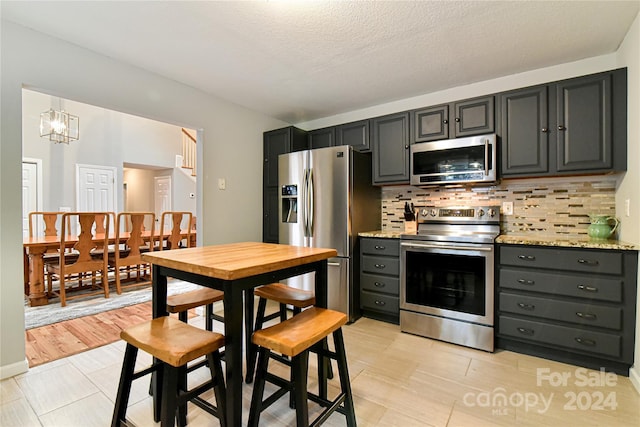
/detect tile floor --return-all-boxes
[2,315,639,426]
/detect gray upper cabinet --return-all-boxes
[412,95,494,143]
[412,104,449,142]
[556,73,613,172]
[372,112,410,185]
[263,126,308,243]
[454,96,495,137]
[308,126,335,149]
[500,85,550,175]
[336,119,371,152]
[499,69,627,178]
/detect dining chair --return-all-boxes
[159,211,193,250]
[108,212,155,294]
[28,211,78,297]
[46,212,111,306]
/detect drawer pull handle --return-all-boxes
[517,302,535,311]
[576,312,597,320]
[374,300,386,306]
[374,282,385,288]
[517,327,535,336]
[575,337,596,347]
[577,259,599,266]
[374,245,386,250]
[517,279,535,285]
[577,284,598,293]
[517,255,536,261]
[374,264,386,269]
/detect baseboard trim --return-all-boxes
[0,358,29,380]
[629,364,640,395]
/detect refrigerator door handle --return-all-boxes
[302,168,309,237]
[308,168,314,237]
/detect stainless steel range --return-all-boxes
[400,206,500,352]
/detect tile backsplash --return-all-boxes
[382,175,620,239]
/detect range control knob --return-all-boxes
[478,209,485,217]
[421,209,429,217]
[488,208,497,217]
[430,209,438,217]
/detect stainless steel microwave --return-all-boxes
[410,134,497,186]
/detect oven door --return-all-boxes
[400,240,494,326]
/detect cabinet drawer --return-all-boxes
[361,273,399,296]
[499,267,622,302]
[499,316,621,359]
[361,255,399,276]
[361,290,399,315]
[361,238,399,256]
[500,292,622,330]
[499,246,622,275]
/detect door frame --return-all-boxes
[22,158,43,236]
[75,163,117,212]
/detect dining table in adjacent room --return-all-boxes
[141,241,338,427]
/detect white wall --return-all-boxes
[23,89,184,212]
[615,12,640,392]
[0,21,287,378]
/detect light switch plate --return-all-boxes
[502,201,513,215]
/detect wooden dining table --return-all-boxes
[141,241,338,427]
[22,229,194,306]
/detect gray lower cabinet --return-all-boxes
[496,244,638,375]
[360,237,400,324]
[499,68,627,178]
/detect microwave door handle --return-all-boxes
[484,139,489,176]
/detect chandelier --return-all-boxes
[40,108,79,144]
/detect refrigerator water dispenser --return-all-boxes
[281,184,298,223]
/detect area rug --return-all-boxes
[24,279,204,330]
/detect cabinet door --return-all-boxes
[264,128,292,187]
[309,127,335,149]
[453,96,495,137]
[336,119,370,152]
[500,86,549,175]
[372,112,410,184]
[262,186,279,243]
[412,104,449,142]
[556,73,612,172]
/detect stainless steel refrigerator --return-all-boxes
[278,146,380,322]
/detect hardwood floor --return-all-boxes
[25,302,153,367]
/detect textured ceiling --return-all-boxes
[2,1,638,124]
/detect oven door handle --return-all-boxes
[401,242,493,252]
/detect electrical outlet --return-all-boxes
[502,201,513,215]
[218,178,226,190]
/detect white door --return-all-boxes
[76,164,116,212]
[22,160,41,237]
[154,176,172,229]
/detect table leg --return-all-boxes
[244,288,254,382]
[150,265,168,422]
[26,247,48,307]
[223,283,244,427]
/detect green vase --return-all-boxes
[587,214,619,239]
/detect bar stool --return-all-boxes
[245,282,316,384]
[111,317,227,427]
[167,287,225,331]
[248,307,356,427]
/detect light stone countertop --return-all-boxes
[359,231,639,251]
[495,235,639,251]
